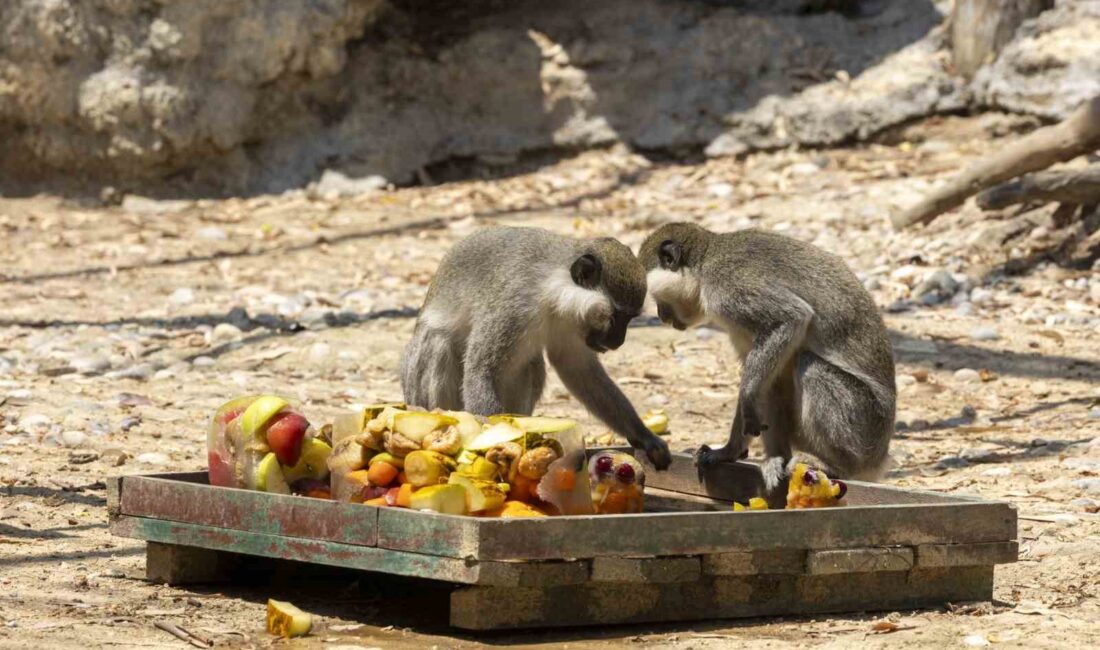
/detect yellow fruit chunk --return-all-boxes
[368,452,405,469]
[241,396,289,437]
[403,450,457,487]
[457,456,499,481]
[282,437,332,484]
[254,452,291,494]
[392,412,458,443]
[642,410,669,435]
[785,463,846,509]
[448,474,507,513]
[748,497,769,510]
[465,422,524,451]
[409,484,468,515]
[266,599,312,638]
[482,500,548,517]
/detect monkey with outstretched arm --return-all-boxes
[638,223,894,489]
[401,226,672,470]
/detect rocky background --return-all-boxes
[2,0,1097,197]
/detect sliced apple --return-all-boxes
[465,422,524,451]
[408,484,468,515]
[241,395,290,437]
[486,414,525,425]
[456,456,499,481]
[254,452,291,494]
[448,474,507,513]
[266,599,312,638]
[282,437,332,484]
[363,402,406,421]
[376,405,407,430]
[642,410,669,435]
[403,450,457,487]
[392,412,458,443]
[443,410,484,446]
[497,500,548,518]
[265,411,310,466]
[509,416,577,434]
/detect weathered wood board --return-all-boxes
[108,451,1018,630]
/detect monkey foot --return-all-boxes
[641,437,672,471]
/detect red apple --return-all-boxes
[265,412,310,466]
[218,407,246,425]
[208,451,235,487]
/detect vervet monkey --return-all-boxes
[638,223,894,488]
[402,226,672,469]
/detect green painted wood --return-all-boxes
[450,566,996,630]
[118,474,379,547]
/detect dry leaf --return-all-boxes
[1035,330,1064,346]
[979,368,998,382]
[871,620,900,633]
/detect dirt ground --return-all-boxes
[1,113,1098,649]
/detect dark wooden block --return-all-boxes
[806,547,915,575]
[916,541,1019,567]
[146,542,237,585]
[590,556,701,583]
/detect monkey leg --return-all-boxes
[401,327,464,411]
[792,351,892,480]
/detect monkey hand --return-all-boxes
[694,443,748,482]
[640,435,672,471]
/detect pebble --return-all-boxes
[19,413,51,430]
[1074,478,1100,495]
[706,182,735,198]
[862,277,881,291]
[119,416,141,432]
[192,356,216,367]
[209,323,243,344]
[969,287,994,306]
[7,389,32,400]
[299,308,332,330]
[1090,409,1100,420]
[963,634,990,647]
[60,430,87,448]
[314,170,387,197]
[646,394,670,407]
[969,326,1000,341]
[169,288,195,305]
[1070,497,1098,511]
[961,447,997,463]
[935,455,969,469]
[960,405,977,420]
[70,354,110,375]
[114,363,155,381]
[982,467,1011,477]
[195,226,228,241]
[913,269,959,302]
[136,452,170,466]
[954,368,981,383]
[889,265,922,287]
[308,342,332,363]
[896,375,917,387]
[955,302,975,317]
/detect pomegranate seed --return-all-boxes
[615,463,635,483]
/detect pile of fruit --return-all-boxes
[731,462,848,511]
[206,396,650,517]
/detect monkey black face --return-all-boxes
[571,252,643,354]
[656,301,688,331]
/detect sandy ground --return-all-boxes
[0,113,1098,649]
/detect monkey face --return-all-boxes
[570,242,645,354]
[585,307,637,353]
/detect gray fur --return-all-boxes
[401,226,672,469]
[639,223,895,490]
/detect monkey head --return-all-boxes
[638,222,712,331]
[567,238,646,354]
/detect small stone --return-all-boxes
[60,430,87,448]
[890,265,922,287]
[299,308,332,330]
[70,354,110,375]
[121,195,190,214]
[969,287,994,306]
[982,467,1011,477]
[169,288,195,305]
[960,405,977,420]
[19,414,51,430]
[896,375,917,387]
[964,634,990,647]
[7,389,32,401]
[969,327,1000,341]
[787,162,821,177]
[209,323,243,344]
[886,299,912,313]
[913,269,959,302]
[314,170,387,198]
[192,356,216,367]
[863,277,881,291]
[136,452,170,466]
[961,447,997,463]
[308,342,332,363]
[919,292,943,306]
[706,182,734,198]
[908,419,930,431]
[115,363,155,381]
[935,455,969,469]
[1070,497,1099,512]
[955,302,975,317]
[1030,382,1052,398]
[647,394,670,407]
[1074,478,1100,495]
[1090,409,1100,420]
[954,368,981,383]
[119,416,141,432]
[195,226,228,241]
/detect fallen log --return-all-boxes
[976,164,1100,210]
[891,95,1100,229]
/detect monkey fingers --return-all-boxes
[641,436,672,471]
[693,444,746,482]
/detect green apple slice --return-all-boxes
[241,395,290,437]
[391,412,458,443]
[281,437,332,484]
[254,452,291,494]
[448,474,506,512]
[509,416,576,434]
[443,410,484,447]
[408,483,467,515]
[465,422,524,451]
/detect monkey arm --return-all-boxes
[547,340,671,469]
[715,285,814,433]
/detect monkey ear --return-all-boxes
[570,253,602,289]
[658,240,682,270]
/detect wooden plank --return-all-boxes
[377,506,482,558]
[450,566,995,630]
[146,541,239,585]
[590,557,700,583]
[702,550,805,576]
[106,475,122,516]
[466,501,1017,561]
[806,547,915,575]
[916,541,1019,567]
[119,475,379,547]
[112,514,577,586]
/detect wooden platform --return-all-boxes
[108,451,1017,630]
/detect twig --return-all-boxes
[154,620,212,648]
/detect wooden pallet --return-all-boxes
[108,452,1017,630]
